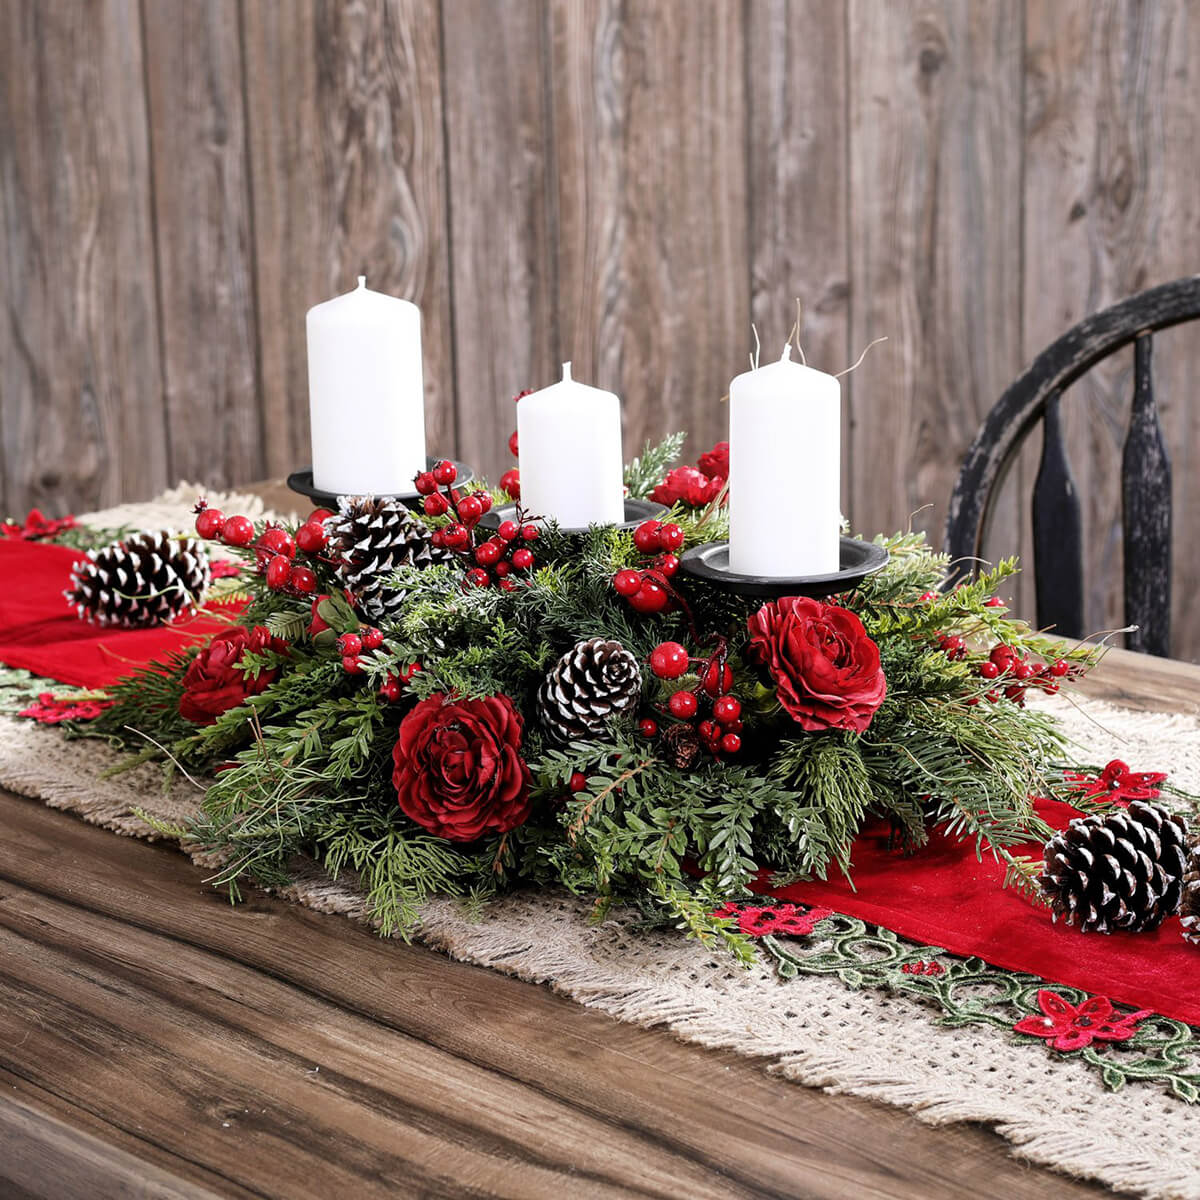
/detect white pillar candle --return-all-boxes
[517,362,625,528]
[729,346,841,577]
[306,276,427,495]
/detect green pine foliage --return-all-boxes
[88,459,1109,951]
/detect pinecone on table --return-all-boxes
[326,496,450,620]
[66,531,211,628]
[1181,841,1200,946]
[536,637,642,743]
[1038,800,1190,934]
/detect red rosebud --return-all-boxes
[179,628,277,724]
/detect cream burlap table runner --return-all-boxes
[2,489,1198,1200]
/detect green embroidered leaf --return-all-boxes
[1169,1076,1199,1104]
[1101,1064,1126,1093]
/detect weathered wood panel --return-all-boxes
[242,0,454,476]
[847,0,1024,562]
[549,0,750,467]
[442,0,557,485]
[0,0,167,515]
[746,0,850,453]
[1023,0,1200,658]
[142,0,261,491]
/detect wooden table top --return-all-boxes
[2,497,1191,1198]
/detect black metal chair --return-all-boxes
[945,275,1200,658]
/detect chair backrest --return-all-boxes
[945,275,1200,657]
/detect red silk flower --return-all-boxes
[392,693,532,842]
[178,626,282,724]
[746,597,887,733]
[1013,990,1152,1052]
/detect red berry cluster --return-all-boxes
[415,461,536,591]
[611,520,684,615]
[643,640,742,757]
[194,500,327,596]
[497,388,529,501]
[967,643,1075,707]
[336,625,385,674]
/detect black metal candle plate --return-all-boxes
[287,459,477,511]
[479,497,667,536]
[678,537,889,599]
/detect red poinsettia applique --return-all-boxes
[209,558,242,579]
[712,901,835,938]
[1,508,76,541]
[1065,758,1168,804]
[1013,989,1152,1052]
[18,692,112,724]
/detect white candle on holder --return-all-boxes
[517,362,625,528]
[729,346,841,577]
[306,276,427,495]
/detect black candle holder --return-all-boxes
[287,459,478,512]
[678,537,889,599]
[479,497,668,536]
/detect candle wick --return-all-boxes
[357,275,366,289]
[562,361,573,381]
[780,343,792,362]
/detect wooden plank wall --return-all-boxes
[2,0,1198,659]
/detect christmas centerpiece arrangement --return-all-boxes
[68,285,1198,962]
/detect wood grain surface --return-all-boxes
[2,591,1182,1198]
[3,0,1199,660]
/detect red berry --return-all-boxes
[701,660,734,697]
[499,469,521,499]
[308,508,333,523]
[1049,658,1070,677]
[668,690,698,719]
[919,591,938,602]
[498,520,520,542]
[569,771,588,793]
[296,521,327,553]
[638,718,658,738]
[498,576,518,592]
[1043,683,1060,694]
[414,472,437,495]
[476,492,493,514]
[222,515,255,546]
[457,494,483,525]
[430,530,446,549]
[508,430,519,457]
[978,661,1000,680]
[258,527,295,559]
[986,690,1000,703]
[361,627,384,650]
[510,547,535,570]
[494,560,511,577]
[719,732,742,755]
[627,580,669,613]
[984,596,1005,607]
[433,460,458,485]
[649,641,690,679]
[633,520,662,554]
[338,633,363,656]
[290,565,317,593]
[265,554,292,589]
[402,662,423,681]
[195,508,225,539]
[442,523,469,550]
[613,568,643,597]
[475,540,502,566]
[989,644,1014,668]
[520,523,539,542]
[658,523,684,552]
[1013,662,1035,681]
[424,493,450,518]
[1005,684,1026,703]
[698,719,720,744]
[342,655,363,674]
[713,695,741,725]
[380,679,402,702]
[657,553,680,578]
[466,567,490,588]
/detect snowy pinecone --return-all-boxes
[1181,841,1200,946]
[326,496,451,620]
[66,531,211,628]
[1038,801,1190,933]
[536,638,642,744]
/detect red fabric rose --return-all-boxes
[392,693,532,842]
[178,627,278,724]
[746,597,886,732]
[650,466,723,508]
[696,441,729,482]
